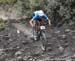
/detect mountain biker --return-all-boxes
[29,10,51,28]
[29,10,51,51]
[29,10,51,41]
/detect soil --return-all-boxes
[0,22,75,61]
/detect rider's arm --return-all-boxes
[43,14,51,26]
[29,19,33,27]
[29,15,37,27]
[29,19,35,27]
[47,18,51,26]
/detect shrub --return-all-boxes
[0,18,7,31]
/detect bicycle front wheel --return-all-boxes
[41,30,47,51]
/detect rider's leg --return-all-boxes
[33,25,39,41]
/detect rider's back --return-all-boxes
[32,10,48,21]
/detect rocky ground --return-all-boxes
[0,22,75,61]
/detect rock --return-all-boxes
[29,58,33,61]
[23,55,33,61]
[22,41,29,45]
[3,36,9,40]
[23,56,28,60]
[62,35,67,39]
[9,38,13,42]
[17,56,24,61]
[72,36,75,39]
[63,43,69,48]
[58,46,64,53]
[17,56,22,59]
[55,30,60,34]
[16,46,20,49]
[65,29,71,33]
[66,59,72,61]
[17,30,20,34]
[0,49,4,55]
[46,43,52,47]
[7,59,17,61]
[59,34,67,39]
[46,47,53,52]
[71,54,75,59]
[15,51,22,56]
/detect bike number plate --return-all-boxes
[40,26,45,30]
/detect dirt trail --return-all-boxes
[12,23,33,38]
[11,23,75,55]
[0,22,75,61]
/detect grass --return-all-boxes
[0,0,16,4]
[0,19,7,31]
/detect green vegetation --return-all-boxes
[0,0,75,27]
[35,0,40,3]
[0,19,7,31]
[0,0,17,4]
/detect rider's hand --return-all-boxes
[31,24,35,28]
[48,22,51,27]
[48,19,51,27]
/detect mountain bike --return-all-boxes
[33,24,47,51]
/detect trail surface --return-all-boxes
[0,22,75,61]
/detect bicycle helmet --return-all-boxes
[38,10,44,16]
[34,10,44,16]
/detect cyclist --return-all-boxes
[29,10,51,41]
[29,10,51,28]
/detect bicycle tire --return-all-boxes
[41,30,47,51]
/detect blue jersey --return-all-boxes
[31,11,48,21]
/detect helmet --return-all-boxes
[34,10,44,16]
[38,10,44,16]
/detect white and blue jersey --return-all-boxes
[31,10,48,21]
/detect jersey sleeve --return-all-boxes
[31,15,38,21]
[43,14,48,20]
